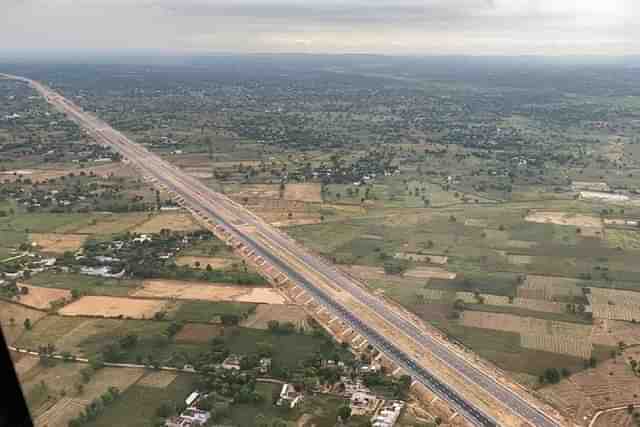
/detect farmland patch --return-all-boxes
[133,280,285,304]
[30,233,86,253]
[58,296,169,319]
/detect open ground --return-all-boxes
[132,279,286,304]
[58,296,169,319]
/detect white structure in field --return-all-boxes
[277,383,303,408]
[371,401,405,427]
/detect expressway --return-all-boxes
[5,74,563,427]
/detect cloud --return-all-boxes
[0,0,637,55]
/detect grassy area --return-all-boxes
[427,271,521,296]
[464,304,591,324]
[222,327,349,370]
[17,315,87,350]
[75,319,182,360]
[0,229,27,251]
[0,212,98,233]
[367,277,427,307]
[180,238,233,257]
[439,323,585,376]
[84,374,196,427]
[228,385,368,427]
[27,272,140,297]
[171,300,257,323]
[228,382,298,426]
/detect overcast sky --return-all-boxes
[1,0,636,56]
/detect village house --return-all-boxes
[350,391,379,416]
[221,354,242,370]
[371,401,405,427]
[277,383,303,409]
[339,376,371,397]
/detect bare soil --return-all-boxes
[284,183,323,202]
[133,212,202,233]
[14,284,71,309]
[175,323,223,343]
[525,211,603,229]
[133,279,286,304]
[58,296,168,319]
[30,233,86,253]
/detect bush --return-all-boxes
[383,259,408,275]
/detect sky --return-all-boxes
[0,0,637,56]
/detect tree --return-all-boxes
[119,333,138,349]
[23,318,32,330]
[88,355,105,370]
[544,368,561,384]
[221,314,240,326]
[267,320,280,332]
[337,405,352,420]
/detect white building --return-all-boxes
[185,391,199,406]
[371,401,405,427]
[277,383,303,408]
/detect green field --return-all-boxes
[464,304,591,324]
[0,212,98,233]
[436,323,611,376]
[171,300,257,322]
[17,315,88,350]
[228,382,298,426]
[222,327,350,370]
[228,384,368,427]
[84,374,196,427]
[27,272,140,297]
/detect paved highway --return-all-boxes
[7,74,563,427]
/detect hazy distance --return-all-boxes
[1,0,637,57]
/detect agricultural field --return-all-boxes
[174,255,233,269]
[0,300,48,344]
[132,212,202,233]
[5,57,640,427]
[71,212,150,235]
[241,304,309,330]
[13,284,71,309]
[58,296,169,319]
[170,300,257,323]
[132,279,286,304]
[26,272,141,297]
[29,233,86,254]
[82,374,196,427]
[30,365,145,427]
